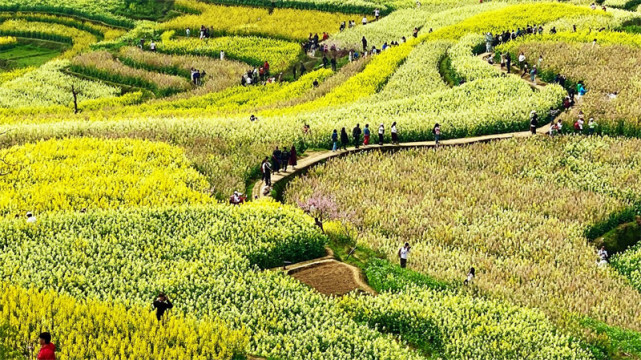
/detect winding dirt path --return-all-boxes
[253,53,558,199]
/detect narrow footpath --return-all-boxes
[253,54,559,200]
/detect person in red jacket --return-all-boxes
[37,332,56,360]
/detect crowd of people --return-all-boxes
[260,145,298,187]
[241,61,278,86]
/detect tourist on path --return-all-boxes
[353,124,362,149]
[432,123,441,145]
[363,124,371,145]
[506,53,512,73]
[378,123,385,145]
[331,129,338,151]
[36,332,56,360]
[518,52,526,70]
[262,158,273,186]
[340,127,349,150]
[362,36,368,52]
[398,243,411,268]
[289,145,297,170]
[530,65,537,84]
[391,122,399,144]
[530,110,538,135]
[281,147,290,172]
[272,146,282,173]
[152,293,173,321]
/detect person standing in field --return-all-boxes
[378,123,385,145]
[289,145,297,170]
[353,123,362,149]
[398,243,411,268]
[36,332,56,360]
[152,293,173,321]
[362,36,368,52]
[331,129,338,151]
[340,127,349,150]
[363,124,371,145]
[391,122,399,144]
[588,118,596,135]
[464,267,475,285]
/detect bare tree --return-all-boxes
[71,84,79,114]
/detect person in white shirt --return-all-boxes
[26,212,36,224]
[391,122,399,144]
[597,246,608,267]
[464,267,475,285]
[518,52,526,70]
[378,123,385,145]
[186,28,190,37]
[150,41,156,52]
[598,246,608,261]
[398,242,411,268]
[362,16,368,26]
[374,9,380,21]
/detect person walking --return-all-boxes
[36,332,56,360]
[398,243,411,268]
[272,146,282,173]
[352,123,362,149]
[340,127,349,150]
[378,123,385,145]
[362,36,368,52]
[288,145,297,170]
[281,146,290,172]
[330,57,337,72]
[391,122,399,144]
[518,52,526,70]
[331,129,338,151]
[530,110,538,135]
[433,123,441,145]
[363,124,371,145]
[530,65,537,84]
[262,158,273,186]
[152,293,173,321]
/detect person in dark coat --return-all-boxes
[352,124,362,149]
[330,57,337,71]
[289,145,298,169]
[340,127,349,150]
[272,146,282,173]
[299,62,306,76]
[152,293,173,321]
[281,147,290,171]
[362,36,368,52]
[262,157,272,186]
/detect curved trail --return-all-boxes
[254,54,556,199]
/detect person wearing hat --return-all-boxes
[529,110,538,135]
[26,212,36,224]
